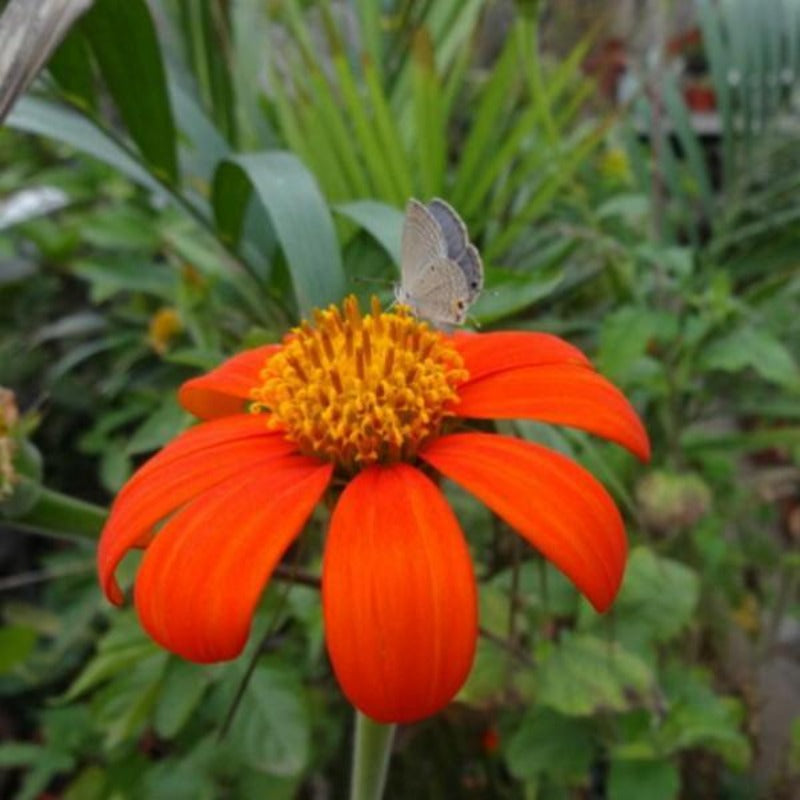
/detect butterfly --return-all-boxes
[394,198,483,327]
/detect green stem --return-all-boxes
[8,481,107,543]
[349,711,396,800]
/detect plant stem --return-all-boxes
[349,711,396,800]
[8,481,107,542]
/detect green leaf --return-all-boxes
[48,30,96,111]
[64,640,156,702]
[701,326,800,389]
[608,759,680,800]
[597,308,674,383]
[537,634,655,716]
[457,638,525,707]
[6,97,163,196]
[126,397,190,456]
[334,200,403,266]
[169,80,230,185]
[154,659,209,739]
[411,29,445,196]
[472,261,565,324]
[655,666,751,769]
[63,766,108,800]
[93,654,168,748]
[72,257,177,302]
[451,30,519,207]
[0,742,47,768]
[506,707,595,781]
[62,613,157,701]
[80,206,161,251]
[99,444,133,493]
[225,662,311,777]
[81,0,178,183]
[588,547,700,652]
[0,625,37,672]
[213,151,345,315]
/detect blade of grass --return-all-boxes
[355,0,383,82]
[411,28,445,197]
[305,65,376,197]
[264,54,317,174]
[485,120,610,260]
[392,0,483,109]
[322,49,395,199]
[516,16,558,147]
[362,53,414,201]
[451,29,520,206]
[459,105,539,219]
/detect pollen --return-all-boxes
[250,296,468,470]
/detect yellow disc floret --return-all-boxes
[251,296,468,470]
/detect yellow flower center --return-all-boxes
[251,296,468,470]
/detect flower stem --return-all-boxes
[7,480,107,542]
[349,711,396,800]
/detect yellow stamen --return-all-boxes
[250,296,468,469]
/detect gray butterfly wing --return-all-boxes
[399,257,472,326]
[426,198,468,261]
[400,199,447,286]
[0,0,94,123]
[457,243,484,303]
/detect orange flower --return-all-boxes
[97,296,649,723]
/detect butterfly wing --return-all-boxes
[456,243,484,303]
[400,199,447,283]
[427,198,468,261]
[402,257,472,326]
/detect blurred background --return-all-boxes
[1,0,799,797]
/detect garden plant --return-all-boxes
[1,1,800,798]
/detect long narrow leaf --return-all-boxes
[7,96,164,196]
[411,28,445,197]
[213,151,345,315]
[451,30,520,206]
[81,0,178,183]
[334,200,404,266]
[362,55,414,201]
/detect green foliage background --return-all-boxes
[1,1,800,798]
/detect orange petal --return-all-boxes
[128,414,285,483]
[134,457,332,662]
[178,344,280,419]
[421,432,627,612]
[455,364,650,461]
[453,331,590,381]
[98,415,294,605]
[323,464,477,723]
